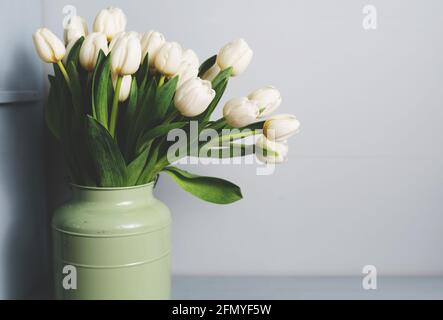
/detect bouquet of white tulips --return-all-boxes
[33,7,300,204]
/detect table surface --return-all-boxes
[29,276,443,300]
[171,276,443,300]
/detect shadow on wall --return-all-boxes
[0,45,50,299]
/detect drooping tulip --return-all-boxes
[174,78,215,117]
[216,38,253,76]
[140,31,165,67]
[111,33,142,76]
[93,7,127,41]
[201,64,221,82]
[248,86,282,117]
[154,42,183,76]
[263,114,300,142]
[255,135,288,164]
[182,49,199,68]
[64,15,88,45]
[33,28,66,63]
[223,97,259,128]
[79,32,108,71]
[175,62,199,88]
[112,73,132,102]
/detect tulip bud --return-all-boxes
[140,31,165,67]
[216,38,253,76]
[93,7,127,41]
[109,31,140,51]
[248,86,282,117]
[182,49,199,68]
[175,62,199,88]
[174,78,216,117]
[79,32,109,71]
[111,33,142,76]
[201,64,220,82]
[255,136,288,164]
[223,97,259,128]
[33,28,66,63]
[154,42,183,76]
[263,114,300,142]
[112,73,132,102]
[64,15,88,45]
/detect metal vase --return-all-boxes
[52,183,171,299]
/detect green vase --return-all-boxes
[52,182,171,300]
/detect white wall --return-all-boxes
[42,0,443,276]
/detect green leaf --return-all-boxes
[137,144,160,184]
[132,77,157,152]
[52,66,83,182]
[135,122,187,155]
[199,77,229,123]
[126,146,149,186]
[91,50,110,129]
[84,115,127,187]
[198,54,217,77]
[151,76,178,125]
[211,67,232,88]
[136,53,149,85]
[45,76,61,140]
[123,77,139,160]
[66,37,84,67]
[163,166,243,204]
[67,60,83,116]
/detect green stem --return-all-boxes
[109,75,123,138]
[151,129,261,178]
[208,118,227,131]
[158,75,166,88]
[56,61,70,85]
[200,129,260,150]
[164,110,179,124]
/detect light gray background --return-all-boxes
[35,0,443,280]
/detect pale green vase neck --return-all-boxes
[71,183,155,204]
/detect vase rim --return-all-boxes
[70,181,155,191]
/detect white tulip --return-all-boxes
[140,31,165,67]
[62,40,76,66]
[255,135,288,164]
[111,34,142,76]
[33,28,66,63]
[63,15,88,45]
[112,73,132,102]
[216,38,253,76]
[263,114,300,142]
[79,32,108,71]
[248,86,282,117]
[174,78,215,117]
[223,97,259,128]
[109,31,140,51]
[182,49,199,68]
[175,62,199,88]
[93,7,127,41]
[201,64,220,82]
[154,42,183,76]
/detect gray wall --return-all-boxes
[41,0,443,276]
[0,1,49,298]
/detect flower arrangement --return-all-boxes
[33,7,300,204]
